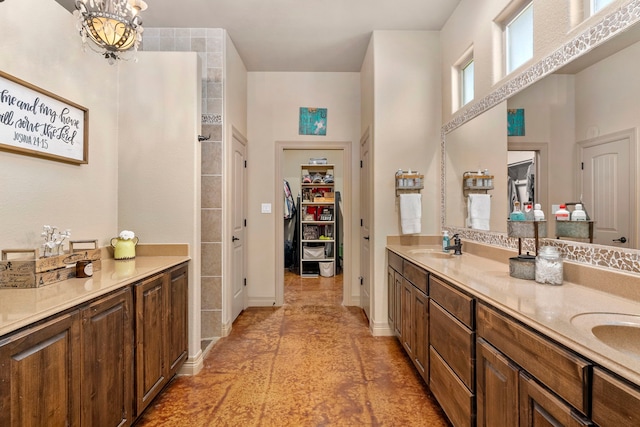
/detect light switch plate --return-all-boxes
[261,203,272,214]
[551,204,560,215]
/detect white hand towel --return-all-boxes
[400,193,422,234]
[467,194,491,231]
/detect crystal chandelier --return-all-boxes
[73,0,148,63]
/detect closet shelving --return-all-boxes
[300,164,336,277]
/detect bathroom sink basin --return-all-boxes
[406,248,453,258]
[570,313,640,358]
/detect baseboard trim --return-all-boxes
[247,297,278,307]
[370,321,394,337]
[348,294,360,306]
[221,320,232,337]
[178,349,204,376]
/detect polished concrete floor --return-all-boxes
[134,271,449,426]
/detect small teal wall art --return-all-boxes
[299,107,327,136]
[508,108,525,136]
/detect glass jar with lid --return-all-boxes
[535,246,563,285]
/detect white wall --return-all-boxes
[370,31,442,334]
[441,0,629,123]
[575,41,640,140]
[0,0,118,249]
[246,72,361,305]
[446,102,508,231]
[224,34,248,139]
[117,52,202,365]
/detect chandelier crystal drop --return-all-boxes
[73,0,148,64]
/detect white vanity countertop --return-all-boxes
[387,243,640,387]
[0,256,190,337]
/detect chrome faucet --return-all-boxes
[444,234,463,255]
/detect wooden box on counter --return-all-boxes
[0,240,101,288]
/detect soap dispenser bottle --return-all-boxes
[533,203,545,221]
[509,201,526,221]
[442,231,451,252]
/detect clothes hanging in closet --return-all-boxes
[284,179,296,219]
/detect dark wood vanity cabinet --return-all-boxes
[388,250,640,427]
[81,288,134,427]
[387,250,429,382]
[135,273,168,414]
[135,263,189,416]
[387,251,403,338]
[476,338,519,427]
[591,367,640,426]
[477,303,592,427]
[0,261,188,427]
[0,311,82,427]
[519,371,592,427]
[429,275,476,427]
[167,264,189,377]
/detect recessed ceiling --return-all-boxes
[55,0,461,71]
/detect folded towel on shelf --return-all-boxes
[467,193,491,231]
[400,193,422,234]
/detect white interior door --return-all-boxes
[360,132,371,320]
[231,132,247,321]
[580,133,633,248]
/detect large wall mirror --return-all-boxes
[442,3,640,271]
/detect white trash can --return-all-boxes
[319,261,334,277]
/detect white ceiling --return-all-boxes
[56,0,461,71]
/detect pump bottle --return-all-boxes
[442,231,451,252]
[571,204,587,221]
[533,204,545,221]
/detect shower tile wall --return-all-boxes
[143,28,224,340]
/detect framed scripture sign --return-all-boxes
[0,70,88,164]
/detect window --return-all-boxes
[592,0,613,14]
[452,47,474,111]
[505,2,533,74]
[461,59,474,106]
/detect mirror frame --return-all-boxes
[441,0,640,274]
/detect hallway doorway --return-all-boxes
[275,141,353,307]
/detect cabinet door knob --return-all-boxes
[232,236,240,242]
[363,236,370,240]
[613,236,627,243]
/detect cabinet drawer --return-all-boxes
[592,367,640,426]
[477,303,590,414]
[430,346,474,427]
[430,300,475,390]
[430,275,474,328]
[388,250,403,272]
[403,260,428,294]
[519,372,593,426]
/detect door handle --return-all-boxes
[232,236,240,242]
[613,236,627,243]
[363,236,370,240]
